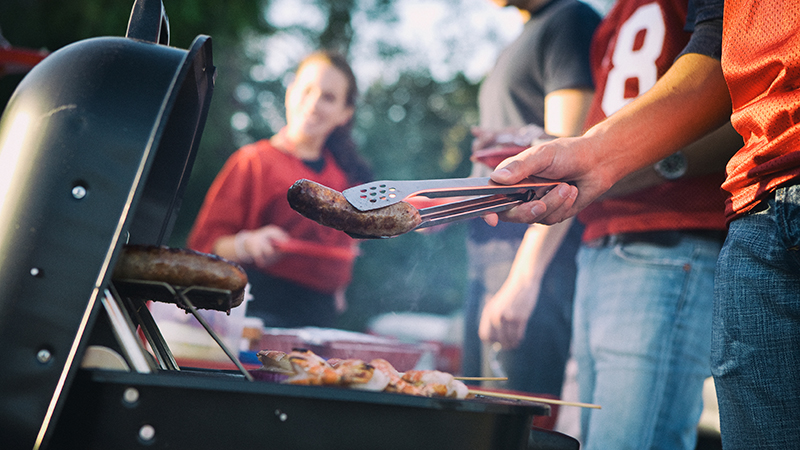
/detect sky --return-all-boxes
[257,0,525,88]
[349,0,525,85]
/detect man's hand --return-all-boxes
[484,136,611,225]
[477,220,572,348]
[479,283,538,349]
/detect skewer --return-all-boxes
[454,376,508,381]
[469,388,601,409]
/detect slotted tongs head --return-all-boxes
[342,177,559,238]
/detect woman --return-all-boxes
[187,50,373,328]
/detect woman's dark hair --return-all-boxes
[297,50,374,184]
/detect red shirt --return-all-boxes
[187,138,356,294]
[578,0,727,242]
[720,0,800,220]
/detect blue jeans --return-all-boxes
[713,184,800,449]
[573,232,722,450]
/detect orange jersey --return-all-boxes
[720,0,800,220]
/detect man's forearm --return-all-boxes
[603,121,742,198]
[585,52,732,186]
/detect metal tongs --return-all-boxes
[342,176,559,236]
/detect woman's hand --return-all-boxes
[234,225,290,268]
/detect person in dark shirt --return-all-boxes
[462,0,599,411]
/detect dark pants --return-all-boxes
[462,219,582,397]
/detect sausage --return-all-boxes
[287,179,422,238]
[112,245,248,308]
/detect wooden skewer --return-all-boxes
[468,388,602,409]
[453,376,508,381]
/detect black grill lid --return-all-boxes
[0,0,215,446]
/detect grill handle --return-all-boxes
[126,0,170,45]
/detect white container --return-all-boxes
[148,286,251,362]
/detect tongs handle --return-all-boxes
[343,176,555,211]
[415,191,534,229]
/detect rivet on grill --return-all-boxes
[36,349,51,364]
[275,409,288,422]
[138,424,155,443]
[30,267,41,277]
[71,185,87,200]
[123,387,139,405]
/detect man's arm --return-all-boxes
[479,219,573,348]
[602,121,742,198]
[479,88,591,348]
[543,88,593,137]
[488,52,732,225]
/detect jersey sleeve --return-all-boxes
[679,0,723,60]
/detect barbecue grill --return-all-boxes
[0,2,576,449]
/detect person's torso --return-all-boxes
[473,0,599,241]
[578,0,727,241]
[477,0,599,130]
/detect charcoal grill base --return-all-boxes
[50,368,547,450]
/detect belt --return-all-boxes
[585,229,727,248]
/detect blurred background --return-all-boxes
[0,0,611,333]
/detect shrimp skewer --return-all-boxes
[284,348,341,385]
[331,358,391,391]
[255,349,468,398]
[369,358,424,395]
[256,350,294,374]
[402,370,470,399]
